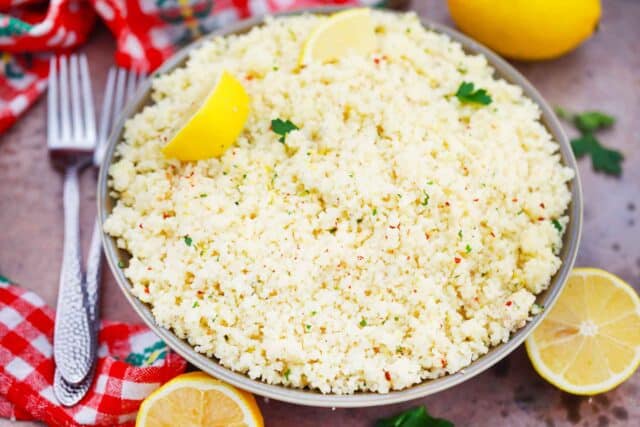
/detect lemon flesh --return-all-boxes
[526,268,640,395]
[447,0,601,60]
[136,372,264,427]
[162,71,250,161]
[300,8,376,66]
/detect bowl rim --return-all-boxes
[98,6,583,408]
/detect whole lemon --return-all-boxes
[447,0,601,60]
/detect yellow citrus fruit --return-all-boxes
[447,0,601,60]
[526,268,640,395]
[162,71,249,161]
[300,8,376,66]
[136,372,264,427]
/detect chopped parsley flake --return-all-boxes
[271,118,298,143]
[184,236,193,246]
[328,227,337,234]
[199,193,207,198]
[458,230,463,239]
[552,219,563,232]
[311,311,317,316]
[372,208,377,216]
[422,193,430,206]
[455,81,492,105]
[192,301,199,308]
[359,318,367,327]
[117,260,125,268]
[283,368,291,380]
[305,324,311,331]
[465,244,472,253]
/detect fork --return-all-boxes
[48,55,97,387]
[52,67,145,406]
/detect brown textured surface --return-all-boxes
[0,1,638,425]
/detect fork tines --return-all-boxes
[93,67,145,166]
[47,55,96,153]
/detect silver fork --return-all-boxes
[52,67,145,406]
[48,55,97,388]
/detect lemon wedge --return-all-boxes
[526,268,640,395]
[136,372,264,427]
[161,71,249,161]
[299,8,376,66]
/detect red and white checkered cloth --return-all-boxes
[0,0,383,134]
[0,275,187,426]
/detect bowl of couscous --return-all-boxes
[98,7,582,407]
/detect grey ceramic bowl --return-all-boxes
[98,7,583,408]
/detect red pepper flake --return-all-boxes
[540,202,546,209]
[454,257,461,264]
[473,198,479,202]
[357,255,364,261]
[138,223,143,229]
[490,231,496,238]
[384,371,391,381]
[147,266,152,271]
[512,198,518,202]
[374,57,380,65]
[474,297,479,302]
[441,358,448,368]
[506,301,513,307]
[162,212,171,219]
[197,290,204,298]
[425,232,430,240]
[245,74,254,80]
[538,217,545,221]
[445,201,450,207]
[144,286,150,294]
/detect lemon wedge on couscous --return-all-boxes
[161,70,249,161]
[136,372,264,427]
[299,8,376,66]
[526,268,640,395]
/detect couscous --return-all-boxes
[105,11,573,394]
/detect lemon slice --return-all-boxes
[526,268,640,395]
[161,71,250,161]
[136,372,263,427]
[299,8,376,66]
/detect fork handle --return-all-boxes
[85,217,102,327]
[53,165,95,385]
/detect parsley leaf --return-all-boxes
[455,81,492,105]
[283,368,291,381]
[376,406,454,427]
[271,118,298,143]
[359,318,367,327]
[571,133,623,176]
[184,235,193,246]
[574,111,615,133]
[551,219,563,232]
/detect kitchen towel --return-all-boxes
[0,275,188,426]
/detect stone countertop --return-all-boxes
[0,1,638,425]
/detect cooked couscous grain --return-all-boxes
[105,11,573,394]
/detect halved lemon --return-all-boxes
[161,70,250,161]
[526,268,640,395]
[136,372,264,427]
[299,8,377,66]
